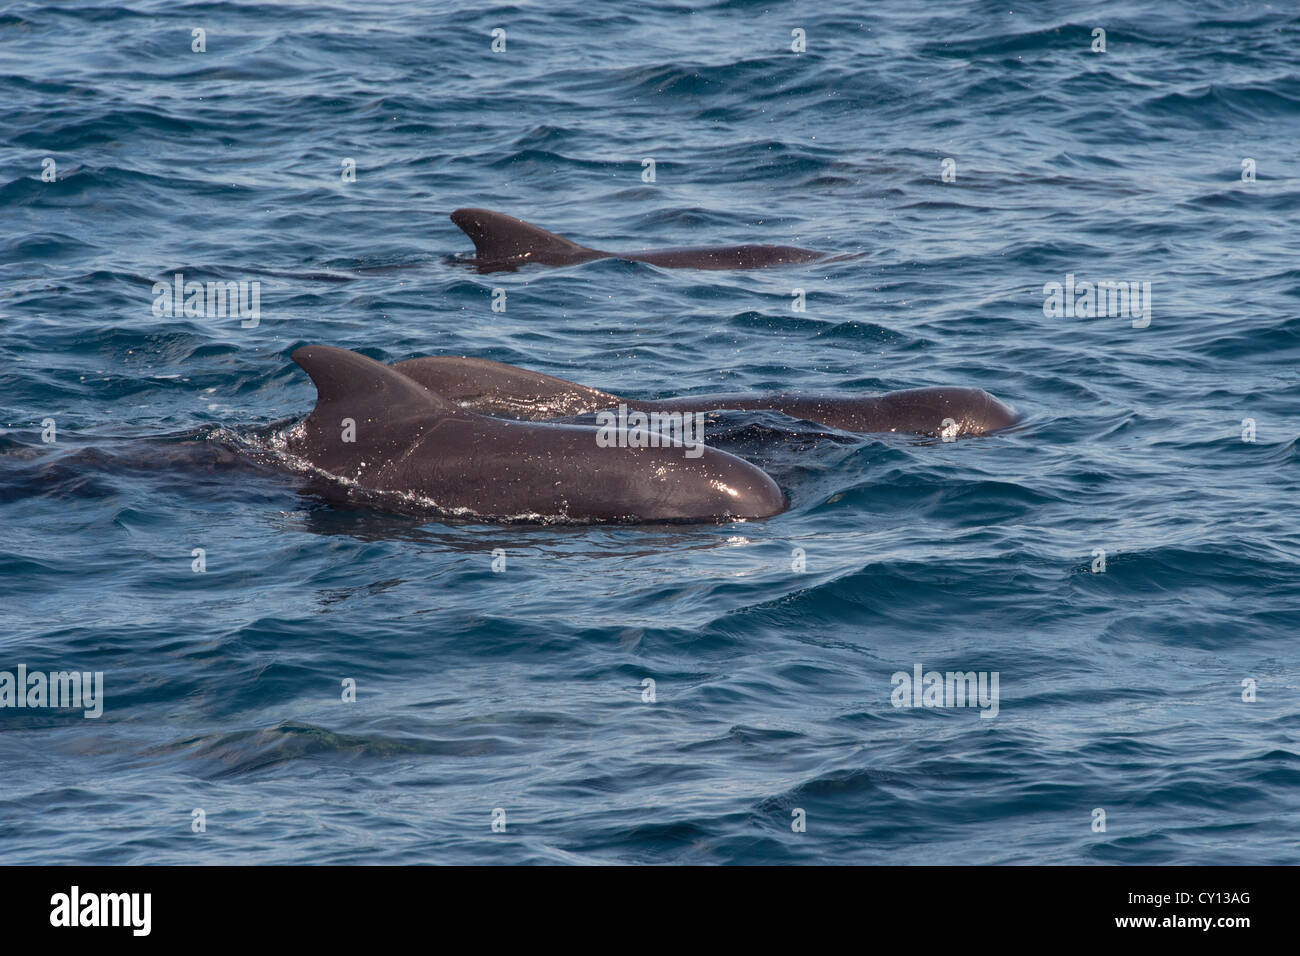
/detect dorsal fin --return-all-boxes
[291,345,457,416]
[450,208,603,265]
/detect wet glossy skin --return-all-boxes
[450,208,823,272]
[393,356,1021,438]
[288,346,787,522]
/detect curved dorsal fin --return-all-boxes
[291,345,457,416]
[450,208,602,265]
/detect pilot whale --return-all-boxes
[450,208,823,272]
[389,356,1020,438]
[286,346,787,522]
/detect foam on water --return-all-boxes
[1,0,1299,864]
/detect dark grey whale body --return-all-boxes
[286,346,787,522]
[451,208,823,273]
[390,356,1020,438]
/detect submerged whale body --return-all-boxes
[286,346,787,522]
[450,208,823,272]
[390,356,1020,438]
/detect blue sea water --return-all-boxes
[2,0,1299,865]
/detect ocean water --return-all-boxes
[2,0,1299,865]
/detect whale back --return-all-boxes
[287,346,787,521]
[390,356,1019,436]
[392,355,622,419]
[626,245,823,270]
[450,208,823,271]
